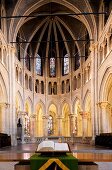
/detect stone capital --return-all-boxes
[83,112,88,118]
[106,33,111,39]
[89,42,98,51]
[69,114,74,118]
[42,115,48,119]
[98,101,111,109]
[30,114,36,119]
[56,116,63,119]
[0,102,10,108]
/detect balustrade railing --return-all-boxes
[24,136,92,144]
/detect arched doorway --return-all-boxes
[48,104,57,136]
[36,104,43,137]
[62,103,70,137]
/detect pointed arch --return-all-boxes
[61,99,71,115]
[35,103,44,137]
[15,91,23,112]
[25,97,33,116]
[48,104,57,136]
[62,103,70,136]
[99,67,112,101]
[47,101,58,115]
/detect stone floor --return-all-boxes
[96,162,112,170]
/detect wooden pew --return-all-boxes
[95,133,112,148]
[0,133,11,148]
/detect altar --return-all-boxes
[30,153,78,170]
[15,161,98,170]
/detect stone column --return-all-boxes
[99,102,111,133]
[102,42,105,60]
[83,112,88,137]
[57,78,61,94]
[30,114,36,143]
[0,103,10,134]
[69,114,75,136]
[98,47,102,65]
[56,116,63,136]
[29,114,36,137]
[8,45,17,146]
[85,67,88,83]
[107,104,112,132]
[106,33,111,54]
[80,111,87,138]
[90,43,98,141]
[0,45,3,63]
[56,40,61,95]
[69,55,72,101]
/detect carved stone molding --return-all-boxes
[98,101,111,109]
[56,116,63,119]
[0,102,10,108]
[89,42,98,52]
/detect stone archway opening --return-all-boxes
[62,103,70,137]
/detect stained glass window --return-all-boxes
[64,54,69,75]
[48,115,53,135]
[50,57,56,77]
[36,54,41,75]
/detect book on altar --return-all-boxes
[36,140,70,153]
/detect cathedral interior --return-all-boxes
[0,0,112,148]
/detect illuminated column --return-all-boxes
[69,55,72,100]
[30,114,36,138]
[1,45,3,62]
[106,33,111,54]
[8,45,17,146]
[98,46,102,65]
[85,67,88,83]
[80,112,87,138]
[107,103,112,132]
[102,42,105,61]
[99,102,107,133]
[69,114,75,136]
[0,103,10,134]
[57,116,63,136]
[99,102,110,133]
[88,64,91,80]
[57,80,61,94]
[79,111,83,137]
[90,43,98,140]
[57,47,61,95]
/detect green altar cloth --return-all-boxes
[30,153,78,170]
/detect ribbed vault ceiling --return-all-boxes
[6,0,99,58]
